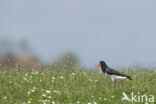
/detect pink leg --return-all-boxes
[112,78,115,85]
[112,81,115,85]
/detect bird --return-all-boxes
[96,61,132,84]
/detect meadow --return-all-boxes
[0,69,156,104]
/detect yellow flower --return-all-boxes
[29,97,33,101]
[37,99,41,102]
[14,82,19,86]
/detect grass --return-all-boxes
[0,69,156,104]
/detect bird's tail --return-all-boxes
[126,76,133,80]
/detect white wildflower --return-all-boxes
[46,90,51,94]
[48,96,51,99]
[24,73,28,77]
[28,100,31,104]
[42,99,48,103]
[52,77,55,80]
[95,79,98,82]
[23,77,28,81]
[34,71,39,74]
[93,102,97,104]
[72,73,75,76]
[33,87,36,90]
[91,95,94,98]
[42,94,46,97]
[60,76,64,79]
[3,96,7,99]
[32,89,35,92]
[104,98,107,100]
[53,90,59,93]
[83,72,86,75]
[76,101,80,104]
[27,91,31,95]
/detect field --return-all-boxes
[0,69,156,104]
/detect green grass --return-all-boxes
[0,69,156,104]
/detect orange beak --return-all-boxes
[96,64,101,68]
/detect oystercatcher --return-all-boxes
[96,61,132,84]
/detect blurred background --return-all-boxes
[0,0,156,69]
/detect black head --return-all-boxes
[99,61,107,66]
[96,60,108,72]
[96,60,107,67]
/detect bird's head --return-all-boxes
[96,60,107,68]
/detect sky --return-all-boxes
[0,0,156,68]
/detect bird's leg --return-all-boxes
[112,78,115,85]
[112,81,115,85]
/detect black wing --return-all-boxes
[105,67,125,76]
[106,67,132,80]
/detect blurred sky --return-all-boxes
[0,0,156,67]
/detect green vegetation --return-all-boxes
[0,69,156,104]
